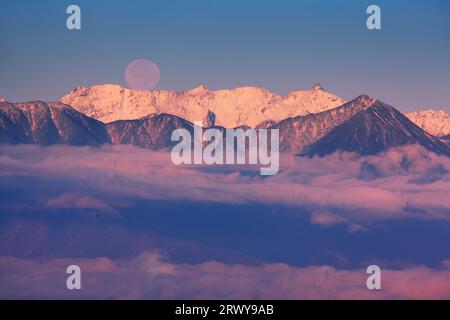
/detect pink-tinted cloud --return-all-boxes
[0,144,449,227]
[45,192,116,213]
[1,253,450,299]
[310,211,345,225]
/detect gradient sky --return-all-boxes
[0,0,449,112]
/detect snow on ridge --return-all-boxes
[406,109,450,137]
[60,83,346,127]
[60,84,450,136]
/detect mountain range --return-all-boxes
[0,101,109,146]
[1,92,449,157]
[300,100,450,157]
[60,83,346,127]
[60,84,450,137]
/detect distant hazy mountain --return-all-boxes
[301,101,450,157]
[60,83,345,127]
[0,101,110,146]
[406,109,450,137]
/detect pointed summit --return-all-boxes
[72,85,85,93]
[186,85,209,95]
[61,83,346,126]
[352,94,376,107]
[276,94,375,152]
[301,100,450,157]
[312,82,323,91]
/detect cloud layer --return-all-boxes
[1,144,450,299]
[1,253,450,299]
[0,144,449,226]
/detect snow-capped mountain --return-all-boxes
[272,95,375,152]
[107,113,193,149]
[406,109,450,137]
[0,101,110,145]
[301,101,450,157]
[104,94,376,152]
[2,97,450,157]
[60,83,345,127]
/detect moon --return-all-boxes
[125,59,160,90]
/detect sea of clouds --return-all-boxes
[0,143,449,225]
[0,144,449,299]
[1,253,450,299]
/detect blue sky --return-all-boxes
[0,0,449,112]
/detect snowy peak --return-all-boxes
[60,83,346,127]
[338,94,376,111]
[0,100,110,146]
[406,109,450,137]
[355,94,376,106]
[2,96,450,157]
[312,82,323,91]
[275,94,376,152]
[302,100,450,157]
[185,85,209,95]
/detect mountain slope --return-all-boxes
[406,109,450,137]
[0,102,33,144]
[60,83,345,127]
[0,101,110,146]
[273,95,375,152]
[441,134,450,147]
[107,113,193,149]
[2,98,449,158]
[301,101,450,157]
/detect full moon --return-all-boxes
[125,59,160,90]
